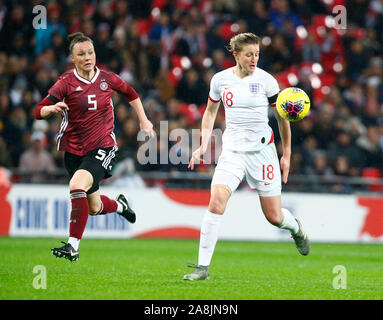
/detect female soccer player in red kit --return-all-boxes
[35,32,156,261]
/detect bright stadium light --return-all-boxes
[321,86,331,95]
[172,67,182,78]
[310,75,321,89]
[203,57,213,68]
[230,23,240,33]
[333,62,343,73]
[316,26,326,37]
[296,26,308,39]
[180,56,191,69]
[151,7,160,19]
[262,36,271,46]
[312,63,323,74]
[325,15,335,28]
[287,73,299,86]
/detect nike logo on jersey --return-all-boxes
[75,86,83,91]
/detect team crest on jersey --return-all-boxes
[100,81,108,91]
[249,83,260,95]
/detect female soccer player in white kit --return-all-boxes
[184,33,310,280]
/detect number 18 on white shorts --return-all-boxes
[211,143,282,197]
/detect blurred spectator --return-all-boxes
[346,40,369,81]
[0,136,12,167]
[176,68,206,105]
[347,0,370,27]
[205,25,227,55]
[269,0,301,29]
[121,117,140,157]
[356,126,382,167]
[302,34,321,63]
[311,103,335,149]
[306,151,334,176]
[267,33,293,73]
[303,151,334,193]
[154,69,175,104]
[18,131,56,182]
[332,155,354,193]
[0,4,34,54]
[343,84,366,113]
[2,107,28,165]
[245,0,270,36]
[328,130,366,171]
[94,22,116,67]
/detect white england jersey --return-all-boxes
[209,67,280,152]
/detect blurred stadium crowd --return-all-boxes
[0,0,382,192]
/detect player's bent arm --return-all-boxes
[129,98,155,138]
[129,98,149,123]
[272,107,291,158]
[200,99,220,152]
[34,97,68,119]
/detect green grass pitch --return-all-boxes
[1,237,382,300]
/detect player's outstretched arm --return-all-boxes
[189,99,220,170]
[272,107,291,183]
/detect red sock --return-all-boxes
[97,195,118,215]
[69,189,89,239]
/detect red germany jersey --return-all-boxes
[45,67,138,156]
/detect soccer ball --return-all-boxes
[276,87,311,122]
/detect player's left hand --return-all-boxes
[140,120,156,139]
[280,155,290,184]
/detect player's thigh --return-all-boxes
[211,150,245,192]
[87,189,102,215]
[69,169,94,192]
[210,150,245,213]
[259,195,283,226]
[79,146,118,195]
[245,144,282,197]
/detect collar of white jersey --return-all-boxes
[73,66,100,84]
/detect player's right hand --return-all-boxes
[46,102,69,115]
[52,102,69,113]
[188,146,204,170]
[40,102,68,118]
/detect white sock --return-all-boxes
[279,208,299,235]
[116,201,124,213]
[68,237,80,251]
[198,210,223,266]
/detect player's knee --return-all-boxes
[208,197,225,214]
[208,186,231,214]
[88,201,102,215]
[88,206,99,216]
[264,209,283,226]
[69,178,86,192]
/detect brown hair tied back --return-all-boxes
[226,33,260,53]
[68,32,93,54]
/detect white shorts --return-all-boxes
[211,143,282,197]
